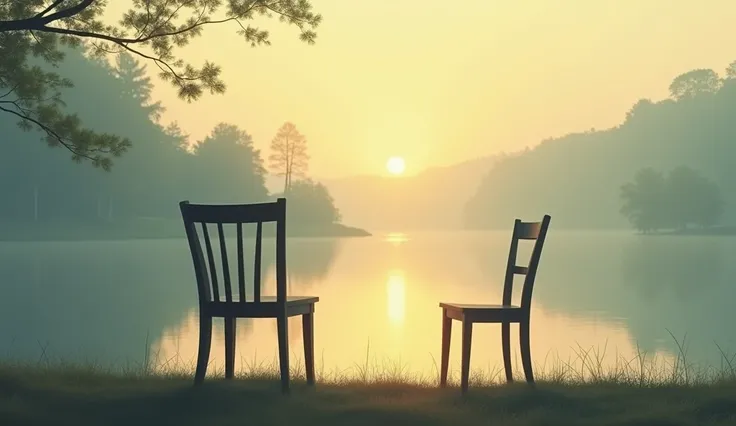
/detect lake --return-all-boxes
[1,230,734,381]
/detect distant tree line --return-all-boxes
[465,60,736,229]
[0,48,339,227]
[619,166,723,233]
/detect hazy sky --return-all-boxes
[119,0,736,178]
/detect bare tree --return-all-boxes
[268,122,309,194]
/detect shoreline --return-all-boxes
[0,220,372,242]
[641,225,736,237]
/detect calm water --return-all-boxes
[1,230,734,379]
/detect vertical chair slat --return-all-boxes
[254,221,262,303]
[237,222,246,302]
[217,223,233,303]
[502,220,521,306]
[200,223,220,302]
[276,199,287,303]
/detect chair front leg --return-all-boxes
[194,314,213,385]
[440,309,452,388]
[302,312,315,386]
[224,317,236,379]
[519,319,534,385]
[502,321,513,383]
[460,318,473,394]
[277,314,290,393]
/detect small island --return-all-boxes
[620,165,733,236]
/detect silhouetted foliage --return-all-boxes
[620,166,723,232]
[466,62,736,229]
[112,53,164,122]
[276,179,341,225]
[0,1,321,168]
[620,168,668,233]
[269,122,310,194]
[189,123,268,204]
[669,69,722,101]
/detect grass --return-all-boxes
[2,335,736,426]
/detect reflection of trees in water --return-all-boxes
[284,238,341,294]
[270,238,341,345]
[619,236,736,365]
[621,237,723,301]
[0,241,197,366]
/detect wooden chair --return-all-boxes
[179,198,318,393]
[439,215,551,394]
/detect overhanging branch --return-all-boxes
[0,0,95,31]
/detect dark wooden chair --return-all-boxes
[179,198,318,393]
[439,215,551,393]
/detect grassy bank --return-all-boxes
[3,341,736,426]
[3,368,736,426]
[0,218,371,242]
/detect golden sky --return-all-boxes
[129,0,736,178]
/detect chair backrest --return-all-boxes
[179,198,287,306]
[501,215,551,310]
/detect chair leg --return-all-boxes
[460,318,473,394]
[519,319,535,385]
[224,317,236,379]
[440,309,452,388]
[277,315,290,393]
[502,321,513,383]
[194,314,213,385]
[302,312,315,386]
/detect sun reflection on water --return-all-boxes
[385,232,409,245]
[386,271,406,326]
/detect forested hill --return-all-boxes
[465,67,736,230]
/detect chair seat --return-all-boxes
[440,302,525,322]
[204,296,319,318]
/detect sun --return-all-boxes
[386,156,406,175]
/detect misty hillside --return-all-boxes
[318,156,499,231]
[466,66,736,230]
